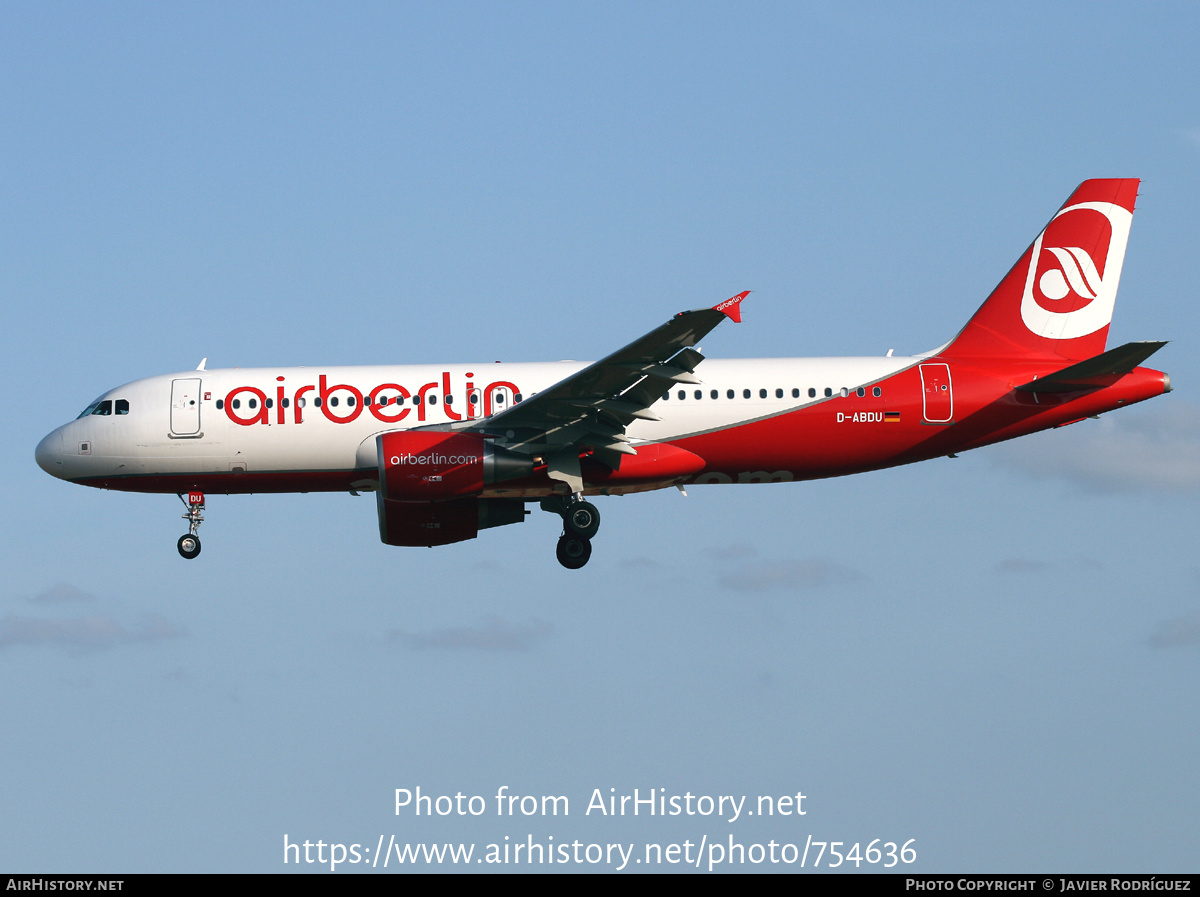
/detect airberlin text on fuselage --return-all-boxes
[222,372,520,427]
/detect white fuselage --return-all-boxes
[36,356,917,491]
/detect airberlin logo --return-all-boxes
[222,372,521,427]
[1020,200,1133,340]
[390,453,478,466]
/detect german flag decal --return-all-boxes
[885,412,901,422]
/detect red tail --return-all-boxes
[942,179,1139,364]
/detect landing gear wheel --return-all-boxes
[177,493,205,559]
[177,534,201,560]
[556,534,592,569]
[563,501,600,539]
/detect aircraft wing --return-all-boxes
[467,291,747,472]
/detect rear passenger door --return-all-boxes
[919,363,953,423]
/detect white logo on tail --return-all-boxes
[1020,201,1132,340]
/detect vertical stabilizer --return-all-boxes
[942,179,1139,363]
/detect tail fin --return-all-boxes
[942,179,1139,363]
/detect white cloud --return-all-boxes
[389,615,553,652]
[990,403,1200,493]
[1,583,186,653]
[717,558,865,592]
[0,612,184,653]
[28,583,96,604]
[993,557,1052,574]
[1147,613,1200,648]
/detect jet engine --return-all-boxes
[374,431,533,546]
[377,431,533,501]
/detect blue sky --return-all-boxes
[2,2,1198,872]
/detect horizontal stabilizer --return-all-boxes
[1015,341,1167,393]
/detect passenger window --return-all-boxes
[743,389,750,399]
[678,390,686,400]
[856,388,865,397]
[694,390,702,400]
[314,397,322,407]
[282,397,290,408]
[231,399,240,410]
[726,389,734,399]
[429,395,438,405]
[824,388,833,398]
[514,394,523,402]
[91,400,112,416]
[775,388,783,398]
[115,399,129,415]
[297,398,306,408]
[265,398,273,408]
[759,388,767,399]
[216,399,224,410]
[873,386,882,397]
[792,388,799,398]
[330,397,339,407]
[808,388,816,398]
[444,395,452,405]
[711,390,718,400]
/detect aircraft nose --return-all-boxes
[35,429,67,479]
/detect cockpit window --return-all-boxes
[90,400,113,416]
[115,399,129,415]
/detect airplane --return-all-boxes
[35,178,1170,569]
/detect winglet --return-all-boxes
[713,291,749,323]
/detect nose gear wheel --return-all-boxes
[176,492,205,560]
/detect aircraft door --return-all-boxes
[919,363,953,423]
[170,378,202,435]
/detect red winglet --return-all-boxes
[713,290,749,323]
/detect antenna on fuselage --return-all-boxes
[196,358,207,371]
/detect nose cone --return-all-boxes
[35,429,67,479]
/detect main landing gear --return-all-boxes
[177,491,204,559]
[544,496,600,569]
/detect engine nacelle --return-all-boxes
[376,495,526,546]
[378,431,533,501]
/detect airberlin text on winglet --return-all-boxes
[713,290,749,323]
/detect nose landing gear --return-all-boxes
[543,496,600,569]
[177,491,205,559]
